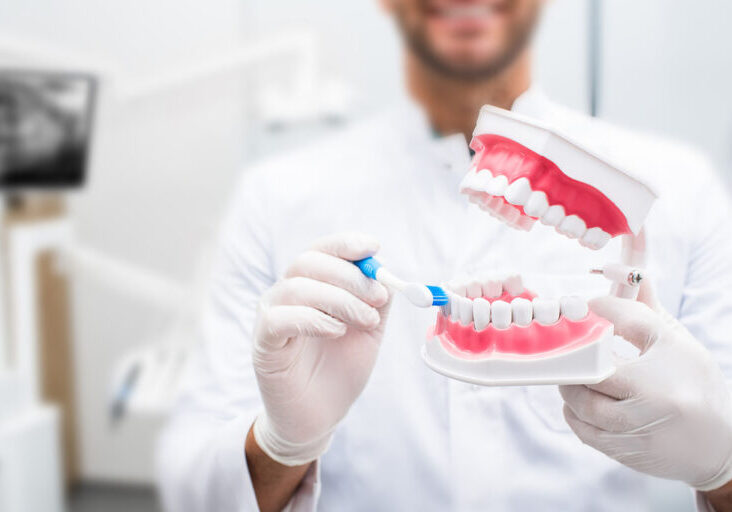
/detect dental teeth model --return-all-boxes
[426,274,615,386]
[459,105,656,248]
[424,106,658,386]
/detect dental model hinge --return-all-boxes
[590,263,644,300]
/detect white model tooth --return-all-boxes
[540,204,565,227]
[579,227,601,247]
[581,227,612,249]
[446,291,460,319]
[447,279,468,297]
[482,279,502,298]
[523,190,549,217]
[532,298,560,325]
[485,175,509,196]
[472,169,494,192]
[466,280,483,299]
[472,298,491,331]
[490,300,512,330]
[458,296,474,326]
[511,298,533,326]
[502,274,524,296]
[448,292,460,320]
[504,177,532,206]
[459,170,479,193]
[448,296,459,323]
[595,231,611,249]
[560,296,589,321]
[557,215,587,239]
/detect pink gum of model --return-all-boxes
[434,289,611,359]
[470,134,631,236]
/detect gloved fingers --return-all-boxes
[370,290,394,336]
[559,384,634,433]
[257,305,347,349]
[589,295,664,353]
[563,405,649,460]
[563,404,604,444]
[267,277,381,331]
[310,232,380,261]
[636,279,661,311]
[286,250,389,308]
[584,363,638,400]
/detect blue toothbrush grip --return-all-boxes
[353,256,381,280]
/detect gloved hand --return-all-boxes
[560,287,732,491]
[251,232,391,467]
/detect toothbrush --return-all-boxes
[353,256,449,308]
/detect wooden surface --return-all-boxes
[37,249,79,484]
[3,194,79,485]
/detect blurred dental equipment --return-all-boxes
[0,70,96,188]
[4,217,200,422]
[109,327,195,423]
[59,243,205,421]
[354,256,448,307]
[590,262,644,299]
[590,263,644,287]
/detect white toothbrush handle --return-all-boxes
[353,257,432,307]
[374,268,406,292]
[353,256,406,291]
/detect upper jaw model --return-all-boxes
[459,105,656,248]
[423,106,658,386]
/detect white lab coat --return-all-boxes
[157,88,732,511]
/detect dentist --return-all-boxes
[157,1,732,511]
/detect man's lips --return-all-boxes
[433,4,494,19]
[426,0,506,18]
[425,1,508,31]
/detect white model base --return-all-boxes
[422,325,615,386]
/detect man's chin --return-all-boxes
[427,52,507,79]
[430,40,504,66]
[405,25,530,81]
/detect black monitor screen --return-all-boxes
[0,70,96,189]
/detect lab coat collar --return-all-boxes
[391,93,470,174]
[393,85,551,174]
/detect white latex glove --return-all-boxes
[560,286,732,491]
[252,232,391,466]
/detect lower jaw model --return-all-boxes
[424,274,614,386]
[422,106,657,386]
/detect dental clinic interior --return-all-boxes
[1,1,732,511]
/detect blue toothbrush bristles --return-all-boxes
[427,285,449,306]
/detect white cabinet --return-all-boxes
[0,406,63,512]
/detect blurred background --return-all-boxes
[0,1,730,511]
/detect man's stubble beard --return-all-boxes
[396,9,539,82]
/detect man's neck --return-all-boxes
[406,50,532,140]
